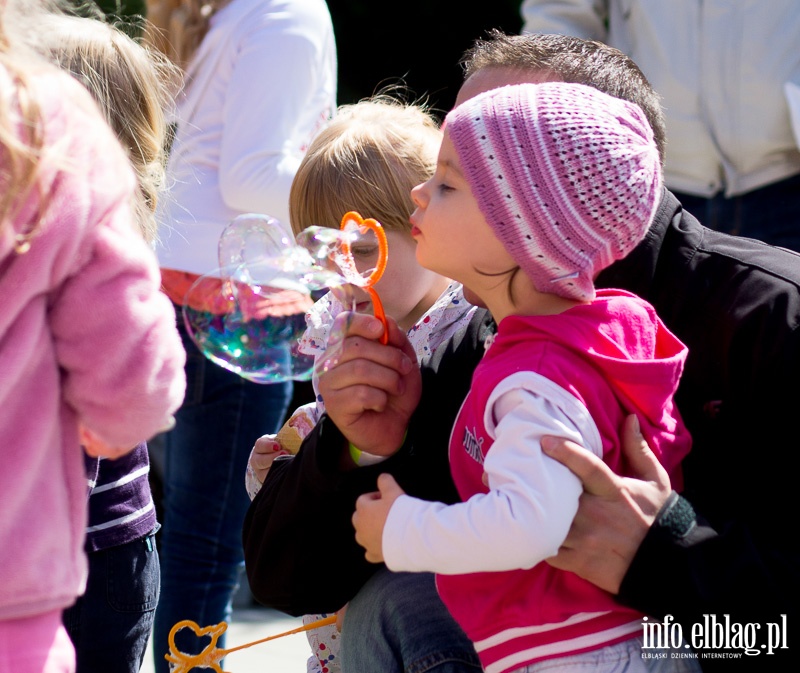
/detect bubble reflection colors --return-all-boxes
[181,213,379,384]
[183,273,317,383]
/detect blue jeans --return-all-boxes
[63,532,159,673]
[673,172,800,253]
[152,319,292,672]
[341,569,482,673]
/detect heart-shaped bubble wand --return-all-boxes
[336,211,389,344]
[165,615,338,673]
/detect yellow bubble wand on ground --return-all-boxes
[165,614,338,673]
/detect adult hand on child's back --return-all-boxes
[319,313,421,456]
[543,414,672,594]
[353,473,407,563]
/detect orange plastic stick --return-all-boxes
[367,286,388,345]
[339,211,389,344]
[165,615,338,673]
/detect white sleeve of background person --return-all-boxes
[520,0,608,42]
[218,18,328,226]
[383,371,603,574]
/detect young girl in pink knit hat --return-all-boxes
[352,82,700,673]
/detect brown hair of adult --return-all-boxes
[460,29,667,164]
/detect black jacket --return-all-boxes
[244,189,800,661]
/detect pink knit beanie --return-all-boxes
[445,82,661,301]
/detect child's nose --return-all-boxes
[410,181,426,208]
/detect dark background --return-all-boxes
[87,1,523,118]
[325,0,522,117]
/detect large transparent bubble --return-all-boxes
[182,212,387,384]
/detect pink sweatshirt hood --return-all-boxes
[495,288,687,436]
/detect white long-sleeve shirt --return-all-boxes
[383,374,597,574]
[521,0,800,197]
[157,0,337,274]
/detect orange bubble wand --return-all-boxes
[165,614,337,673]
[338,211,389,345]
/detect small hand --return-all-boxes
[79,424,132,459]
[352,473,406,563]
[249,434,290,484]
[543,414,671,594]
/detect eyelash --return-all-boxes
[437,183,454,194]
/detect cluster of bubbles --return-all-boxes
[182,213,384,384]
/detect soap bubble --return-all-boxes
[297,212,389,347]
[182,213,386,383]
[297,213,385,288]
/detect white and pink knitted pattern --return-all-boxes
[445,82,661,301]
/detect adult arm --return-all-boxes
[543,414,672,593]
[312,314,420,456]
[544,413,799,633]
[589,194,800,659]
[520,0,608,40]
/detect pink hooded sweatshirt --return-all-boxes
[385,290,691,673]
[0,65,186,620]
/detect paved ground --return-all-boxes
[142,604,311,673]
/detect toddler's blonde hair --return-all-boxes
[289,95,442,237]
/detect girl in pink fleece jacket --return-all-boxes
[353,83,700,673]
[0,2,186,671]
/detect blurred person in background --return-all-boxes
[521,0,800,251]
[144,2,336,671]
